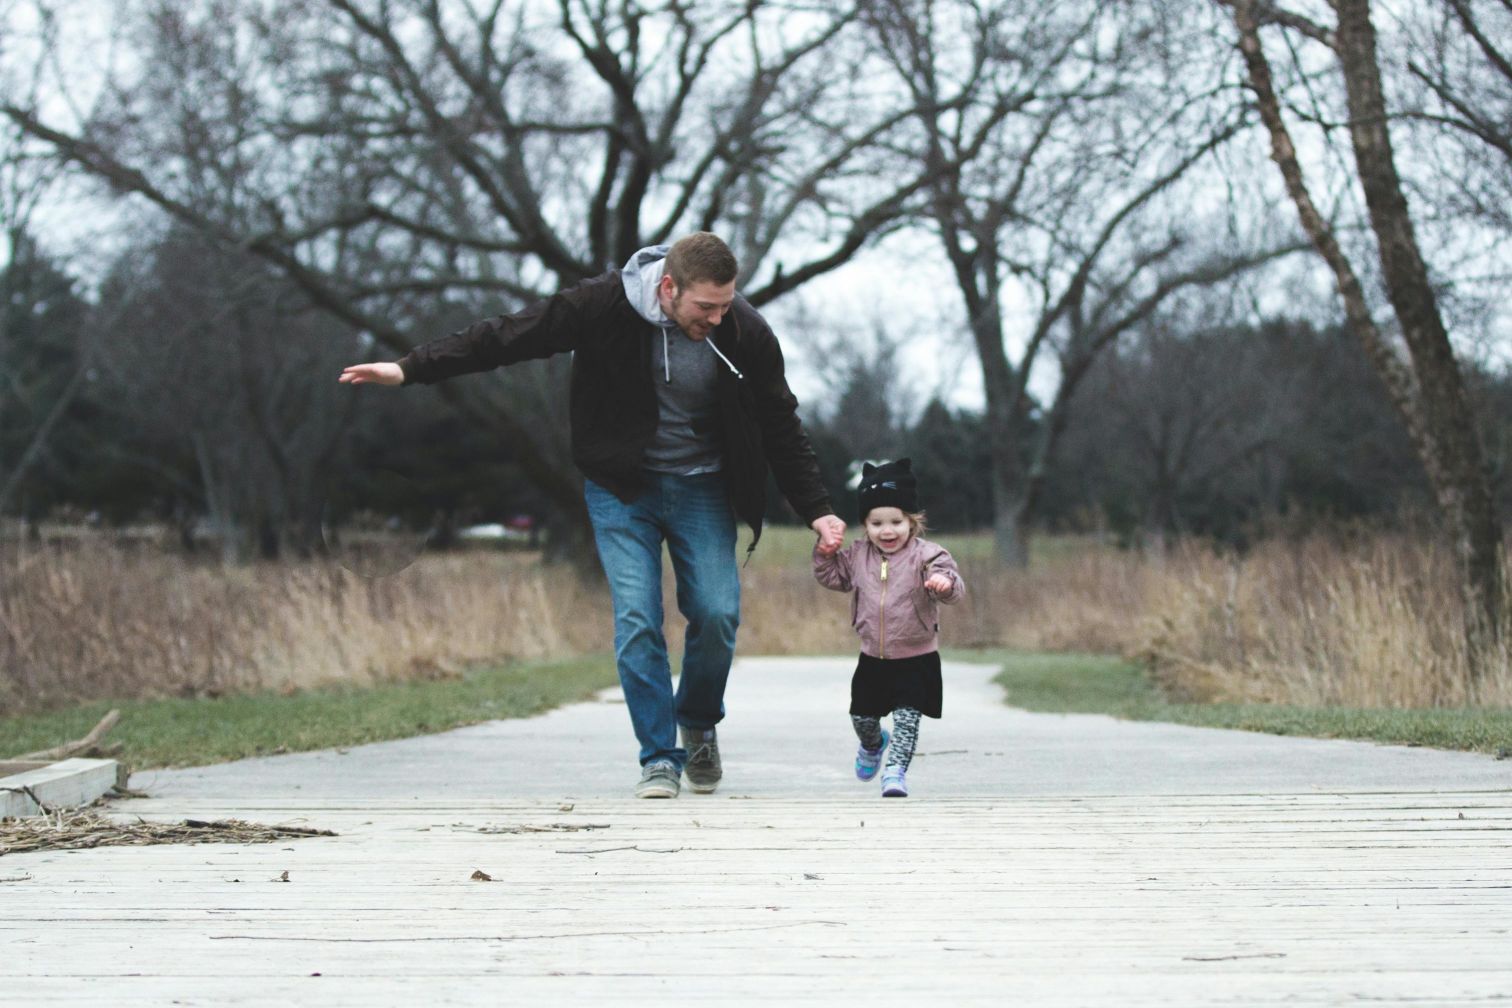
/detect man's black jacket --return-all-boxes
[397,268,833,545]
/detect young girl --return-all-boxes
[813,458,965,797]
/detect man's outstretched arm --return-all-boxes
[338,362,405,386]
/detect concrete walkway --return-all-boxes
[7,657,1512,1006]
[130,655,1512,800]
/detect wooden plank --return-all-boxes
[0,757,123,817]
[3,792,1511,1004]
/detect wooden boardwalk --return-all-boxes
[7,790,1512,1005]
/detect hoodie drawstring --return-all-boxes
[662,327,744,383]
[705,335,743,380]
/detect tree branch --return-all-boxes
[1,103,585,519]
[1212,0,1336,47]
[1225,0,1429,460]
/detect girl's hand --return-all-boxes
[811,514,846,556]
[924,572,952,595]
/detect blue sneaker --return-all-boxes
[855,729,890,781]
[881,767,908,797]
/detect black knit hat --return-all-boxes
[857,458,918,520]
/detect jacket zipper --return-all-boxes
[879,556,889,659]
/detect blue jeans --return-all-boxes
[584,473,740,769]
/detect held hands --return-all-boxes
[924,572,953,595]
[811,514,845,556]
[338,362,404,386]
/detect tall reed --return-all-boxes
[736,545,1156,656]
[0,539,608,715]
[737,527,1512,709]
[5,528,1509,717]
[1136,535,1512,708]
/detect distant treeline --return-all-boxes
[799,315,1512,547]
[6,230,1509,558]
[4,0,1510,579]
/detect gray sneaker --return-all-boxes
[635,760,680,799]
[681,726,722,794]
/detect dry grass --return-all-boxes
[741,526,1512,710]
[0,538,609,714]
[5,526,1511,718]
[737,541,1154,656]
[1136,535,1512,708]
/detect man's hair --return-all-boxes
[665,232,738,289]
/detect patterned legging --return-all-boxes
[851,707,922,770]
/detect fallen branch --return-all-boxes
[11,710,121,761]
[210,921,850,942]
[556,845,685,855]
[463,822,612,835]
[1,807,337,856]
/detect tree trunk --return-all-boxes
[1232,0,1505,684]
[975,304,1031,570]
[992,473,1031,570]
[1331,0,1505,675]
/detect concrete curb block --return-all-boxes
[0,758,126,818]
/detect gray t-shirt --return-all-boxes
[645,325,723,475]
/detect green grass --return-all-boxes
[13,644,1507,772]
[964,648,1512,756]
[0,655,617,769]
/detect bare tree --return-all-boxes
[0,5,91,521]
[1,0,944,555]
[1395,0,1512,358]
[1401,0,1512,232]
[866,0,1298,566]
[91,227,364,561]
[1222,0,1506,681]
[0,232,91,522]
[799,310,923,464]
[1068,308,1308,549]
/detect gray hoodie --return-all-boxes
[621,245,741,476]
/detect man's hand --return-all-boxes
[339,362,404,386]
[811,514,846,555]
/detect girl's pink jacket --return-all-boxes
[813,535,965,660]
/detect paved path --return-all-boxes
[7,657,1512,1005]
[130,655,1512,800]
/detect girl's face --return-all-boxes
[864,507,911,553]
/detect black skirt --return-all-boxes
[850,651,943,719]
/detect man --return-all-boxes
[340,232,846,798]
